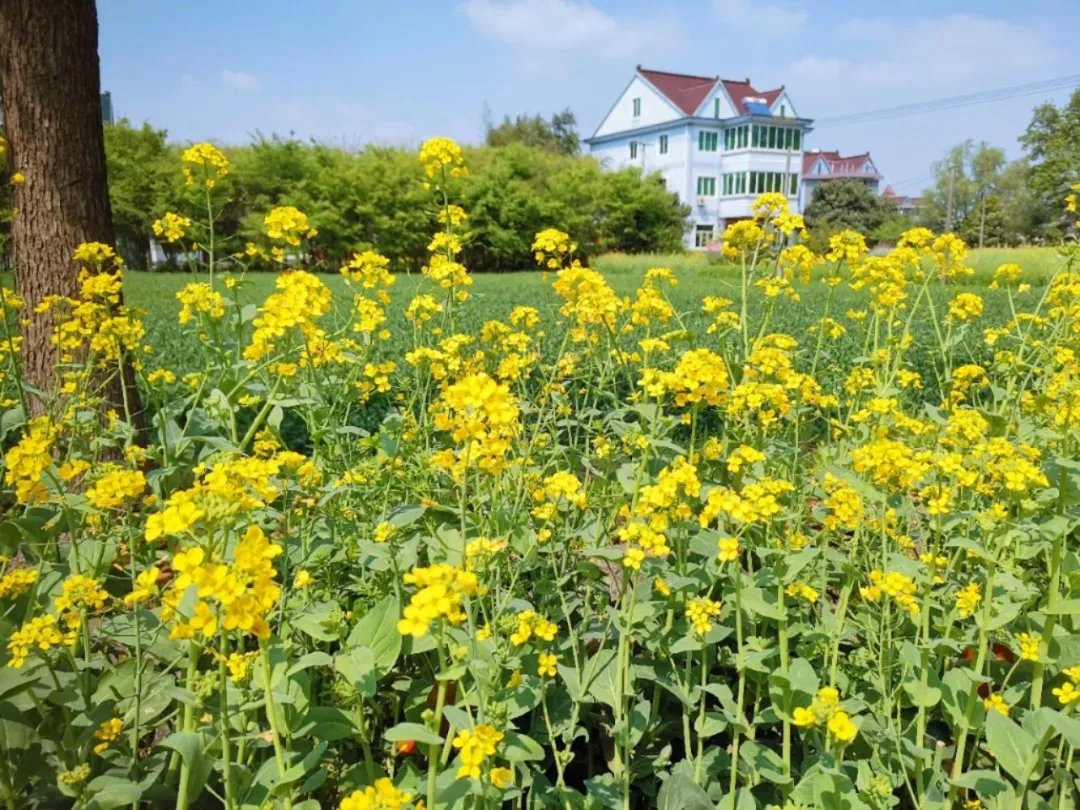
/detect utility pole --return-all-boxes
[944,163,956,233]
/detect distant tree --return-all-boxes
[803,179,892,239]
[1020,87,1080,227]
[921,142,1002,238]
[485,108,580,155]
[921,140,1049,243]
[958,194,1007,247]
[104,119,174,266]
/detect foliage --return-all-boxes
[102,120,177,267]
[1021,87,1080,222]
[1,142,1080,810]
[485,108,580,155]
[803,178,893,243]
[100,122,684,273]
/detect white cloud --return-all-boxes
[794,14,1060,90]
[220,70,261,92]
[459,0,680,60]
[713,0,807,37]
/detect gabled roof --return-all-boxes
[720,79,784,115]
[801,150,880,179]
[636,66,784,117]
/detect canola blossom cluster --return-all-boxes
[0,137,1079,809]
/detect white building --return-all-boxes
[586,66,812,250]
[799,150,882,210]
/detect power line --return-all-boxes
[815,73,1080,128]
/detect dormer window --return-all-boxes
[632,97,641,117]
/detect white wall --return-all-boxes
[593,75,682,138]
[695,86,737,119]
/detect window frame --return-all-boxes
[694,224,715,248]
[658,134,668,155]
[629,141,638,159]
[632,97,641,117]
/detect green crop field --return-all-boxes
[119,245,1067,377]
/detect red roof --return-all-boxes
[802,150,879,179]
[636,66,784,117]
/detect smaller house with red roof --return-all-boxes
[881,186,923,216]
[800,150,882,209]
[585,66,813,250]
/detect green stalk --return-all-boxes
[219,630,234,810]
[259,642,292,810]
[175,640,200,810]
[950,568,994,786]
[729,569,746,797]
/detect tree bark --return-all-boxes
[0,0,143,430]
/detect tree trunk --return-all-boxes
[0,0,143,431]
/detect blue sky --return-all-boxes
[98,0,1080,195]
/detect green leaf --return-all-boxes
[656,772,713,810]
[583,648,621,708]
[345,595,401,673]
[740,739,792,785]
[160,731,211,803]
[335,648,377,697]
[84,775,144,810]
[949,769,1009,796]
[502,731,546,762]
[740,586,784,620]
[984,709,1038,783]
[291,601,340,642]
[384,722,443,746]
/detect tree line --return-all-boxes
[82,119,688,273]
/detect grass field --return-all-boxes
[120,246,1068,375]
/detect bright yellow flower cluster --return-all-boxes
[3,416,56,504]
[339,778,417,809]
[532,228,576,269]
[552,266,621,337]
[947,292,984,323]
[7,612,78,668]
[152,211,192,243]
[792,686,857,742]
[264,205,317,246]
[163,525,282,640]
[0,567,37,599]
[431,372,520,478]
[177,282,226,325]
[341,250,395,294]
[700,477,794,527]
[955,581,981,619]
[405,293,443,326]
[640,348,729,408]
[423,255,473,302]
[93,717,123,754]
[860,570,919,615]
[451,724,503,779]
[181,142,229,188]
[419,137,467,180]
[396,564,482,638]
[686,596,722,636]
[244,270,332,361]
[509,610,558,645]
[84,467,147,510]
[822,473,863,532]
[531,470,588,519]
